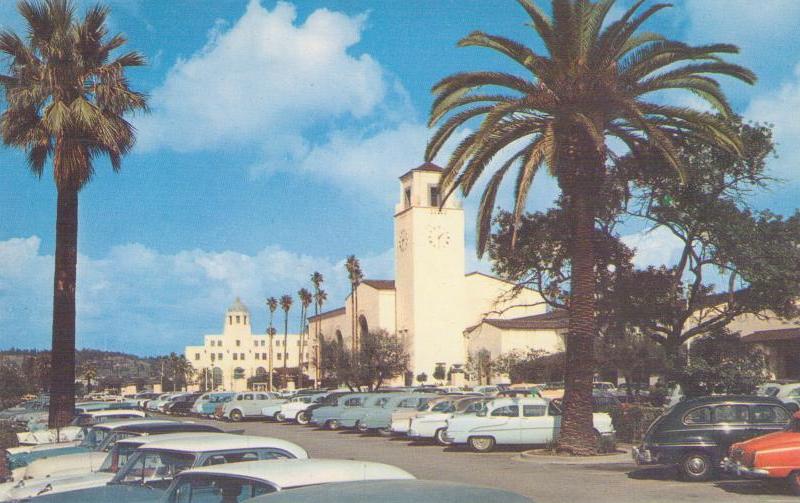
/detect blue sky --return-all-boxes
[1,0,799,355]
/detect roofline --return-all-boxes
[464,271,537,291]
[307,306,346,322]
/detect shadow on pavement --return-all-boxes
[714,479,790,497]
[627,466,680,481]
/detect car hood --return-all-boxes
[735,431,800,453]
[31,484,163,502]
[24,451,107,479]
[8,472,113,500]
[9,446,92,469]
[414,413,449,423]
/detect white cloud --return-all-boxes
[0,236,393,355]
[136,1,387,153]
[621,226,684,269]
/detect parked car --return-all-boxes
[161,459,414,502]
[633,395,793,481]
[311,393,372,430]
[219,392,285,422]
[298,392,349,425]
[764,382,800,406]
[27,434,309,502]
[389,395,457,435]
[471,385,500,396]
[338,394,394,430]
[250,479,534,503]
[592,381,618,394]
[268,393,327,424]
[444,397,615,453]
[191,392,235,417]
[131,392,161,409]
[164,393,204,416]
[357,394,439,436]
[408,397,489,445]
[722,410,800,493]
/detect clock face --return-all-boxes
[427,225,451,249]
[397,230,409,252]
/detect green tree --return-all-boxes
[0,0,147,427]
[279,294,293,380]
[80,363,98,394]
[433,363,446,383]
[266,297,278,391]
[429,0,754,453]
[416,373,428,385]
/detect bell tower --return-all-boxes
[394,162,467,378]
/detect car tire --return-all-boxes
[356,420,368,433]
[274,412,285,422]
[468,436,495,453]
[787,471,800,496]
[435,428,450,446]
[679,452,714,482]
[229,409,243,422]
[296,412,310,425]
[377,427,392,437]
[327,419,340,431]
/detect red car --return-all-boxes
[724,410,800,494]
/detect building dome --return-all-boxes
[227,297,249,314]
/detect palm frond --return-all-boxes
[511,138,546,247]
[458,31,552,81]
[475,147,527,257]
[515,0,557,57]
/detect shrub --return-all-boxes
[0,420,19,450]
[610,404,663,444]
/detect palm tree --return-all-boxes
[344,255,363,351]
[298,288,313,387]
[427,0,753,454]
[0,0,147,427]
[310,272,325,387]
[266,297,278,391]
[80,363,97,394]
[279,294,293,386]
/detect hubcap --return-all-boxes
[473,438,491,450]
[686,456,707,475]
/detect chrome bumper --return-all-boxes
[721,457,769,478]
[632,446,654,465]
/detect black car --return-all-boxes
[633,395,794,481]
[164,393,203,415]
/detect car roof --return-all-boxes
[93,419,174,430]
[113,422,223,434]
[177,459,414,489]
[117,431,226,447]
[136,434,307,457]
[671,395,787,412]
[81,409,145,417]
[246,479,532,503]
[487,397,548,408]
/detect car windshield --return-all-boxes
[166,474,275,503]
[432,401,454,412]
[98,441,144,473]
[416,401,431,412]
[79,426,111,449]
[98,431,138,451]
[112,450,196,488]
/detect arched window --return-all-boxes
[255,367,267,376]
[233,367,245,379]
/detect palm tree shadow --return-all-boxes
[627,466,680,481]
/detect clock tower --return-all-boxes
[394,162,467,380]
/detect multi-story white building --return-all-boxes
[185,299,315,391]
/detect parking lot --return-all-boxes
[174,415,798,503]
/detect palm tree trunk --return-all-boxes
[268,330,274,392]
[283,313,288,382]
[49,188,78,428]
[558,185,598,455]
[297,306,304,388]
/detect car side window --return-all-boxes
[398,399,416,408]
[491,405,519,417]
[751,405,790,424]
[236,395,243,401]
[714,405,749,423]
[243,394,254,401]
[202,451,261,466]
[523,405,546,417]
[683,406,712,425]
[255,394,268,400]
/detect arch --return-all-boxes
[358,315,369,340]
[212,367,223,388]
[233,367,245,379]
[255,367,267,376]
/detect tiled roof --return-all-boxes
[362,279,396,290]
[472,309,569,331]
[307,306,346,322]
[742,327,800,343]
[399,162,444,179]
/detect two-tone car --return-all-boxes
[408,396,489,445]
[389,395,457,436]
[633,395,794,481]
[191,392,235,417]
[338,394,395,430]
[311,393,373,430]
[160,459,414,502]
[28,434,309,502]
[357,394,439,436]
[268,393,327,424]
[444,397,615,453]
[219,392,285,422]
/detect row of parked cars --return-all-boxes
[0,414,532,502]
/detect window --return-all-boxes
[218,353,223,360]
[254,341,258,347]
[240,353,245,360]
[255,353,260,360]
[429,185,440,207]
[404,187,412,207]
[233,353,238,361]
[284,352,288,359]
[491,405,519,417]
[236,340,241,347]
[169,474,275,503]
[116,450,195,487]
[277,353,282,360]
[244,316,247,324]
[228,316,232,325]
[344,398,362,406]
[276,340,281,346]
[523,405,546,417]
[210,354,215,361]
[297,341,301,346]
[262,353,267,360]
[751,405,790,424]
[255,394,268,400]
[684,407,712,425]
[714,405,749,423]
[236,315,241,323]
[194,353,200,361]
[202,451,260,466]
[243,394,253,400]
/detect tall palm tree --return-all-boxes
[427,0,753,454]
[279,294,293,385]
[344,255,363,351]
[0,0,147,427]
[266,297,278,391]
[313,288,327,386]
[80,363,97,394]
[297,287,312,387]
[310,272,325,387]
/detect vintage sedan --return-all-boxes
[633,395,792,481]
[248,479,533,503]
[723,410,800,493]
[163,393,204,416]
[220,393,285,422]
[408,397,489,445]
[16,410,147,446]
[357,394,439,436]
[337,394,396,430]
[310,393,371,430]
[27,434,308,502]
[192,393,235,417]
[160,459,414,502]
[444,397,615,453]
[268,394,326,424]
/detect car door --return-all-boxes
[519,403,554,445]
[712,404,751,454]
[747,403,790,438]
[487,405,521,444]
[240,394,255,415]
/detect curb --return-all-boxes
[514,447,634,465]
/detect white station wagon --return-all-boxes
[220,392,285,421]
[161,459,415,502]
[443,397,615,452]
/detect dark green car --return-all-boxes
[633,395,794,481]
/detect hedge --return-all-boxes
[609,404,664,444]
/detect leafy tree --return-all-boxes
[328,330,410,391]
[416,373,428,385]
[433,363,446,383]
[80,363,98,394]
[0,364,32,408]
[426,0,753,453]
[675,329,769,398]
[0,0,147,426]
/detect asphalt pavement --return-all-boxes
[170,414,798,503]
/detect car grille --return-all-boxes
[730,447,744,462]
